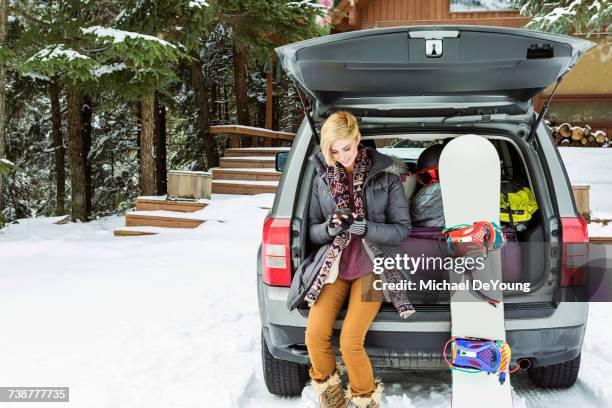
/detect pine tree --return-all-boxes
[511,0,612,35]
[0,1,329,224]
[14,0,109,221]
[149,0,219,169]
[216,0,326,149]
[0,0,8,227]
[20,43,97,221]
[80,24,190,196]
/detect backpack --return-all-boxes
[500,179,538,231]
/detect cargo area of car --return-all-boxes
[294,130,559,318]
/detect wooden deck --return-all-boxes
[210,125,295,148]
[223,147,290,157]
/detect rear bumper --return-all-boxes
[259,271,588,370]
[262,322,586,369]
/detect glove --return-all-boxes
[327,210,353,236]
[327,218,343,237]
[348,217,367,236]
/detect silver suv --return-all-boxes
[258,25,593,396]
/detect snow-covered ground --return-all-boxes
[0,148,611,407]
[559,148,612,237]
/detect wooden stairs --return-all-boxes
[113,147,288,236]
[211,147,287,195]
[114,196,210,236]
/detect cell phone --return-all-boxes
[335,208,352,218]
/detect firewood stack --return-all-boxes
[546,120,609,147]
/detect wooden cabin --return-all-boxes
[326,0,611,141]
[330,0,529,31]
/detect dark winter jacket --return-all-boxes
[287,147,412,310]
[410,183,445,227]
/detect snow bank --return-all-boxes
[559,147,612,219]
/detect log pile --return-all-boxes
[546,121,609,147]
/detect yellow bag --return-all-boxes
[500,187,538,224]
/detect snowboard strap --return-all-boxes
[466,268,500,307]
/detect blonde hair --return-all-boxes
[320,111,361,166]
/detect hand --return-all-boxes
[332,210,353,229]
[348,213,367,236]
[327,210,352,236]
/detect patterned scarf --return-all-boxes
[304,145,415,318]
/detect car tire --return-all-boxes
[261,332,310,396]
[528,353,581,388]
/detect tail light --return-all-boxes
[262,217,292,286]
[560,216,589,287]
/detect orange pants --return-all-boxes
[305,274,382,397]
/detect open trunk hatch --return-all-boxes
[276,26,593,117]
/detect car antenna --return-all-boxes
[294,84,321,144]
[526,73,566,143]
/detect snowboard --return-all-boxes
[439,134,513,408]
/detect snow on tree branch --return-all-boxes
[25,44,91,63]
[530,0,580,26]
[91,63,127,77]
[81,26,177,49]
[188,0,210,8]
[21,72,50,81]
[0,158,22,176]
[20,44,97,85]
[513,0,612,35]
[287,0,328,9]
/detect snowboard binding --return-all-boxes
[443,221,505,258]
[443,336,516,385]
[443,221,506,306]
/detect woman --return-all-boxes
[288,111,414,408]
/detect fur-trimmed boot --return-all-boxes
[310,365,349,408]
[345,379,383,408]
